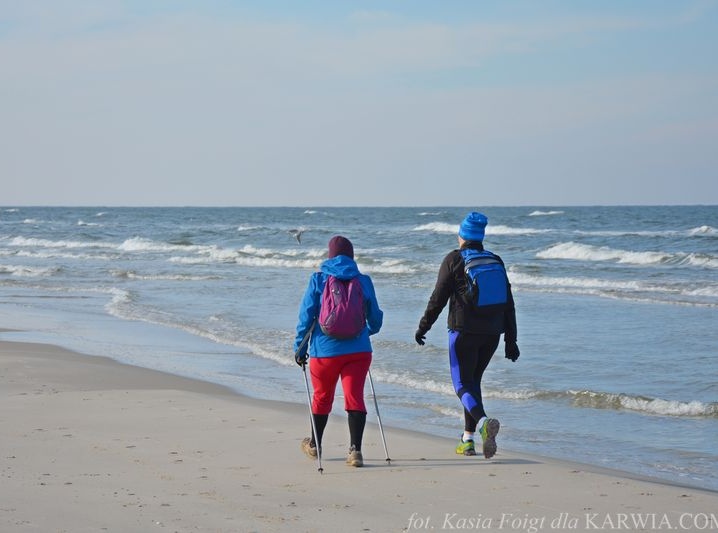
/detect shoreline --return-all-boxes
[2,337,717,532]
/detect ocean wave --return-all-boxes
[688,225,717,236]
[364,370,718,418]
[412,222,458,234]
[468,386,717,418]
[169,243,418,273]
[106,287,133,308]
[9,236,115,249]
[681,253,718,269]
[14,250,115,261]
[567,390,718,418]
[528,210,564,216]
[510,271,643,292]
[361,260,416,275]
[110,269,219,281]
[413,222,551,236]
[118,237,210,253]
[0,264,60,277]
[490,224,552,235]
[573,226,716,238]
[573,229,668,238]
[538,242,677,266]
[510,270,718,305]
[375,369,456,396]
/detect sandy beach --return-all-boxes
[1,337,716,533]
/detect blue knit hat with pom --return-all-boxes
[459,212,488,242]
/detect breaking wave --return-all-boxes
[413,222,551,236]
[537,242,718,268]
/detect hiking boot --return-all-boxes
[346,445,363,467]
[479,418,500,459]
[455,437,477,456]
[301,437,318,458]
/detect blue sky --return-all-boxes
[2,1,717,206]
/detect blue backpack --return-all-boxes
[460,249,509,313]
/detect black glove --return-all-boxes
[295,352,308,367]
[415,329,426,346]
[505,341,520,362]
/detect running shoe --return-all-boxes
[479,418,500,459]
[346,445,364,467]
[301,437,318,458]
[455,437,477,456]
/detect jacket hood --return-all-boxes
[320,255,360,279]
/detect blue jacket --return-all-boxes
[294,255,383,358]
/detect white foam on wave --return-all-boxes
[684,285,718,298]
[569,390,718,417]
[118,237,208,253]
[413,222,551,236]
[681,253,718,269]
[363,371,718,419]
[236,224,262,232]
[413,222,458,234]
[574,226,716,238]
[689,225,716,236]
[15,250,113,261]
[511,271,643,291]
[234,256,320,269]
[361,259,416,275]
[10,236,115,249]
[528,210,564,216]
[0,264,60,277]
[509,270,718,305]
[537,242,672,265]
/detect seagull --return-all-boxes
[288,228,305,244]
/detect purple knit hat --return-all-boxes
[327,235,354,259]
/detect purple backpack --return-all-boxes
[318,275,366,339]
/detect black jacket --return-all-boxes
[417,243,517,341]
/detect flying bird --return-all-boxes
[289,229,305,244]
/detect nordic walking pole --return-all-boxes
[302,363,323,473]
[296,321,322,473]
[368,368,391,464]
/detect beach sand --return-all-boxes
[1,338,716,533]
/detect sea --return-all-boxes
[1,205,716,491]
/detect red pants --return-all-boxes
[309,352,372,415]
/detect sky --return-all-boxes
[1,1,717,207]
